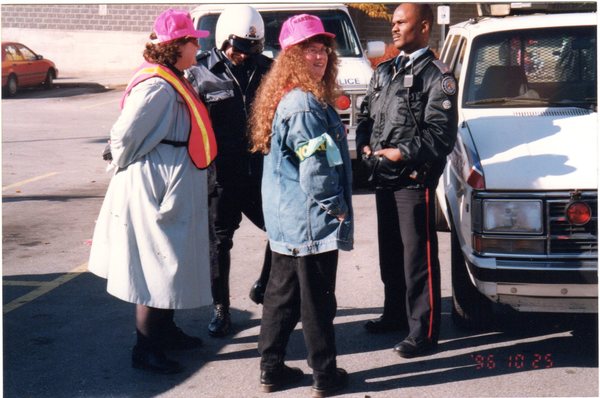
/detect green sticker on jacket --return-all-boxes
[295,133,343,166]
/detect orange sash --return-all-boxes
[122,62,217,169]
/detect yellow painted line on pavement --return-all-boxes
[3,281,47,287]
[3,262,88,314]
[2,172,60,191]
[80,98,120,110]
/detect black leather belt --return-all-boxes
[160,139,187,147]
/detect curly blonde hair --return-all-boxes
[249,37,340,154]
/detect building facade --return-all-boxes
[1,3,477,75]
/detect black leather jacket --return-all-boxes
[356,49,458,189]
[186,48,272,185]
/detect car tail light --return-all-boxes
[335,95,351,110]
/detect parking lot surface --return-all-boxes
[2,79,598,398]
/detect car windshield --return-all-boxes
[197,9,363,58]
[464,26,597,108]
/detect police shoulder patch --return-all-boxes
[441,75,457,96]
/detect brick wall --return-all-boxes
[0,3,482,75]
[1,4,193,32]
[2,3,478,38]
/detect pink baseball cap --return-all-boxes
[278,14,335,50]
[152,9,209,44]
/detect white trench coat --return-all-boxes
[88,77,212,309]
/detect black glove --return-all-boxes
[102,143,112,161]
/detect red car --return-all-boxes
[2,42,58,97]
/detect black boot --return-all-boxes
[207,304,231,337]
[162,311,203,350]
[164,325,203,350]
[260,364,304,393]
[311,368,348,398]
[132,330,183,374]
[393,336,437,358]
[364,316,407,334]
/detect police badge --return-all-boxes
[248,26,257,38]
[441,76,457,96]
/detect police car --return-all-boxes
[435,3,597,328]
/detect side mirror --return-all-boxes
[36,54,44,60]
[366,41,385,59]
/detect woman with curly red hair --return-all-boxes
[249,14,354,398]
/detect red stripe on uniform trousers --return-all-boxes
[425,188,435,339]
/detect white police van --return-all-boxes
[436,3,597,328]
[190,3,385,161]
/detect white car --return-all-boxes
[436,5,597,328]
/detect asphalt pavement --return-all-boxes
[54,71,131,90]
[2,75,598,398]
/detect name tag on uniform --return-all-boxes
[404,74,414,88]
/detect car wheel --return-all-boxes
[44,69,55,89]
[450,221,493,330]
[5,75,18,97]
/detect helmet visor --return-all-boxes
[229,35,264,55]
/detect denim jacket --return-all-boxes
[262,88,354,257]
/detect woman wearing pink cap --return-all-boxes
[250,14,353,397]
[88,9,217,374]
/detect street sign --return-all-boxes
[437,5,450,25]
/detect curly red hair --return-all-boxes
[249,37,340,154]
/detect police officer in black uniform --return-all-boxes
[186,5,272,337]
[356,3,458,358]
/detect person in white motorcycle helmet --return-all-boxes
[215,4,264,61]
[186,4,273,338]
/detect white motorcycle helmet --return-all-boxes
[215,5,265,55]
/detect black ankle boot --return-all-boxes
[164,324,203,350]
[207,304,231,337]
[132,330,183,374]
[311,368,348,397]
[260,364,304,393]
[131,344,183,374]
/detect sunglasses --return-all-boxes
[231,46,251,56]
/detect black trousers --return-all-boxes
[209,181,271,307]
[375,187,441,343]
[258,250,338,379]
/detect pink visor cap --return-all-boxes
[152,9,209,44]
[278,14,335,50]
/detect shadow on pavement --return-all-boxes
[2,81,114,100]
[3,271,597,397]
[344,327,597,395]
[336,306,597,396]
[4,272,216,397]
